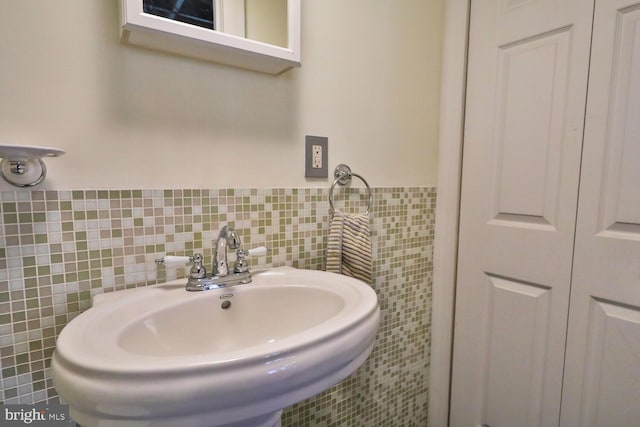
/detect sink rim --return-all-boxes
[53,267,379,375]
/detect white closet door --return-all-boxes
[449,0,593,425]
[560,1,640,425]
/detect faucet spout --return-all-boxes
[213,225,241,276]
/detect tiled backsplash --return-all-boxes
[0,186,435,426]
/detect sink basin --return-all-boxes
[51,267,380,427]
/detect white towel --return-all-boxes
[326,212,372,285]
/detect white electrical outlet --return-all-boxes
[312,145,323,169]
[305,135,328,178]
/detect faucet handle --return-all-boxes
[246,246,268,257]
[189,253,206,279]
[155,254,206,279]
[234,246,269,273]
[155,255,193,265]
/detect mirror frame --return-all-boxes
[120,0,301,74]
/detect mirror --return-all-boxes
[141,0,288,47]
[120,0,300,74]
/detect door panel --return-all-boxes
[450,0,594,425]
[577,300,640,427]
[560,1,640,425]
[485,276,551,427]
[596,5,640,233]
[492,28,571,227]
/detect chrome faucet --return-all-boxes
[181,225,266,291]
[155,225,267,291]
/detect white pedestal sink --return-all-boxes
[51,267,380,427]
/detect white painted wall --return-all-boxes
[0,0,443,190]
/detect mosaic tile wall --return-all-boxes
[0,186,436,426]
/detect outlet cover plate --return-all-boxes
[305,135,328,178]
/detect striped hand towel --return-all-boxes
[326,211,372,285]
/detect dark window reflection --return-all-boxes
[143,0,215,30]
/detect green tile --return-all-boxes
[2,367,16,377]
[2,202,17,213]
[12,312,26,324]
[18,212,33,224]
[23,267,37,277]
[101,249,112,258]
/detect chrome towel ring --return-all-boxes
[329,164,373,215]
